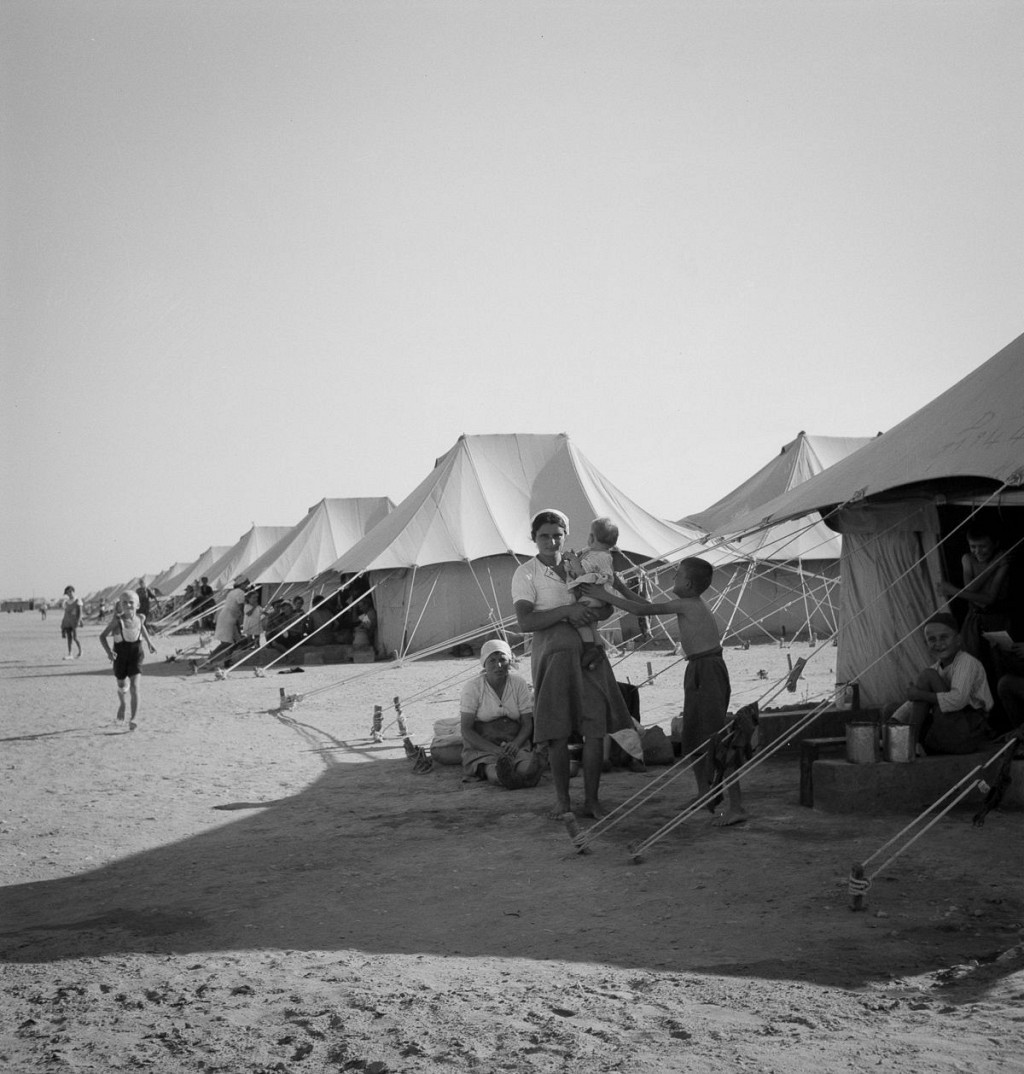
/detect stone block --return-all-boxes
[317,645,349,664]
[812,753,1024,813]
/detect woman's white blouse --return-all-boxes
[511,557,574,612]
[459,671,533,722]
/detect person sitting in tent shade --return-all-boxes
[887,613,994,754]
[936,525,1012,665]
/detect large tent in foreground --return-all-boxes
[326,433,719,658]
[723,331,1024,706]
[244,497,395,595]
[681,432,874,642]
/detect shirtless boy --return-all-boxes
[585,556,746,826]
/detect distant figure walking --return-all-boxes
[39,601,47,620]
[60,585,84,660]
[99,590,156,730]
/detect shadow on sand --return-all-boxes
[2,710,1022,999]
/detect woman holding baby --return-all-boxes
[512,509,639,821]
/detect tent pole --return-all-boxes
[398,565,417,660]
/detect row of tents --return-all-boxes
[88,431,861,650]
[88,329,1024,711]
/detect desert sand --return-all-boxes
[2,613,1022,1073]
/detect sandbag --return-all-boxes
[641,725,675,766]
[430,734,462,766]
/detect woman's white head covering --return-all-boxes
[480,638,513,666]
[531,508,569,532]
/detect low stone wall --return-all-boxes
[812,752,1024,813]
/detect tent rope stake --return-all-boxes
[848,735,1020,911]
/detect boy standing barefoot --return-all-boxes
[99,590,157,731]
[585,556,747,826]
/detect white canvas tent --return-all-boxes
[327,433,719,657]
[150,562,192,595]
[686,432,875,560]
[244,497,395,590]
[158,546,233,598]
[201,525,294,591]
[682,432,874,641]
[723,331,1024,706]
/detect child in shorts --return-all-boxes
[584,556,746,826]
[563,516,618,671]
[99,590,157,731]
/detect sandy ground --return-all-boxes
[2,613,1023,1073]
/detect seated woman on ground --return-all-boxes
[460,639,542,790]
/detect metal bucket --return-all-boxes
[883,723,916,763]
[845,721,880,764]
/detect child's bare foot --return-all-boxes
[581,799,605,820]
[129,720,137,731]
[712,807,748,827]
[548,799,572,820]
[116,704,126,723]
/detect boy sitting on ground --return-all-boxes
[584,556,746,826]
[888,613,994,755]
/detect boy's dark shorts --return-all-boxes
[681,653,731,754]
[61,626,77,640]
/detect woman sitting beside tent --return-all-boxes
[460,639,541,790]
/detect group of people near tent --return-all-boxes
[444,507,748,827]
[202,576,379,670]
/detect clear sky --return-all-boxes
[3,0,1023,598]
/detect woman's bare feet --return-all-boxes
[711,807,748,827]
[581,799,605,820]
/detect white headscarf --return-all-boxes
[480,638,513,666]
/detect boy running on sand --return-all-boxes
[99,590,157,730]
[584,556,746,826]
